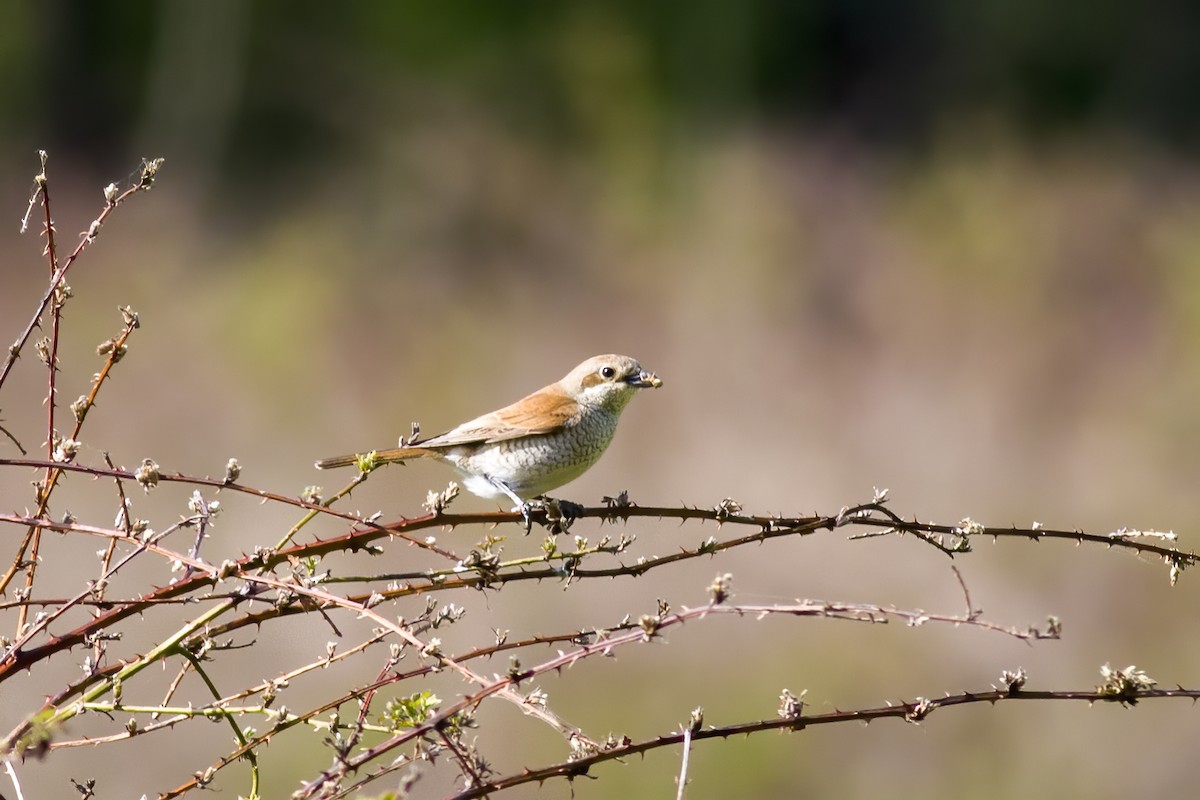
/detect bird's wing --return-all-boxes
[418,388,578,448]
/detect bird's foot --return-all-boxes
[511,497,581,534]
[540,496,583,535]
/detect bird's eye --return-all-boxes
[600,366,616,379]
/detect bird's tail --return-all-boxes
[314,447,436,470]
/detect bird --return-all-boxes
[315,354,662,507]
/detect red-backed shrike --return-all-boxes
[316,354,662,505]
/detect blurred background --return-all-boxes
[2,1,1200,797]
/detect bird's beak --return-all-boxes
[627,370,663,389]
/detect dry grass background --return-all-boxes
[2,7,1200,798]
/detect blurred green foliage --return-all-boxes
[8,1,1200,173]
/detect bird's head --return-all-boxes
[561,354,663,412]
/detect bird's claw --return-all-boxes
[517,499,544,534]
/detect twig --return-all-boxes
[676,721,693,800]
[3,757,25,800]
[6,309,142,628]
[0,157,162,393]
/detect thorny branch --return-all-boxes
[0,470,1176,794]
[1,159,1196,799]
[447,673,1199,800]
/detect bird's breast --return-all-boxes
[446,409,621,498]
